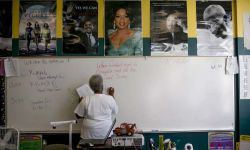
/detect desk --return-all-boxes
[76,139,142,150]
[76,145,142,150]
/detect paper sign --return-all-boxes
[243,13,250,50]
[208,132,234,150]
[239,56,250,99]
[226,56,239,75]
[4,58,19,77]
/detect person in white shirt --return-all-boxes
[74,74,118,139]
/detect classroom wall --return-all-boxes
[236,0,250,137]
[2,0,250,149]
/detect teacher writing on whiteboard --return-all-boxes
[74,74,118,139]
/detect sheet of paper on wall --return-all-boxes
[76,84,94,97]
[239,56,250,99]
[4,58,20,77]
[243,13,250,50]
[226,56,239,75]
[240,135,250,150]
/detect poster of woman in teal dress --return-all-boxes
[105,1,143,56]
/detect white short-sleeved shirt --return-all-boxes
[74,94,118,139]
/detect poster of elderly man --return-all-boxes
[150,1,188,56]
[196,0,233,56]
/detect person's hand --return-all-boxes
[107,87,115,97]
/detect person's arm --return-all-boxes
[74,97,86,119]
[108,87,118,115]
[111,95,118,115]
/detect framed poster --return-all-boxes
[63,0,98,55]
[19,0,56,56]
[208,132,234,150]
[196,0,233,56]
[20,135,42,150]
[151,0,188,56]
[105,0,143,56]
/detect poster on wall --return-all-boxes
[150,0,188,56]
[105,0,143,56]
[243,13,250,50]
[0,0,12,57]
[19,0,56,56]
[239,55,250,99]
[196,0,233,56]
[208,132,234,150]
[63,0,98,55]
[19,135,42,150]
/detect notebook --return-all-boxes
[79,118,116,146]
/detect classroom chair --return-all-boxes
[0,126,19,150]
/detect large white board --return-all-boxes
[6,57,235,132]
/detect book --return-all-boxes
[76,84,94,97]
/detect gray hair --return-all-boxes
[89,74,103,93]
[203,5,226,21]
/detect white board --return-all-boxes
[6,57,235,132]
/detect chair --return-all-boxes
[42,144,69,150]
[0,126,19,150]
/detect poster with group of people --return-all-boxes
[19,0,56,56]
[0,0,238,57]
